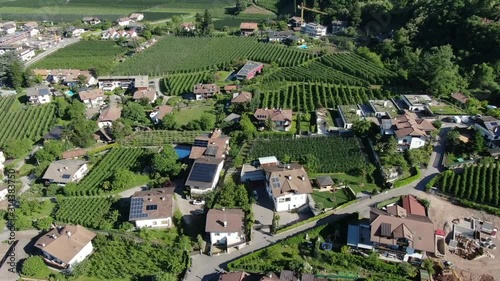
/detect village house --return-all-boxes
[22,21,38,30]
[129,13,144,22]
[26,86,52,105]
[97,75,148,91]
[34,225,96,269]
[236,61,264,80]
[223,84,239,93]
[101,28,137,40]
[262,163,313,212]
[315,175,334,191]
[117,17,130,27]
[189,129,230,160]
[303,22,327,38]
[61,148,86,160]
[289,17,305,30]
[231,91,252,104]
[42,160,88,185]
[18,49,35,61]
[149,105,173,124]
[401,94,433,112]
[33,69,97,87]
[193,83,220,100]
[240,22,258,36]
[78,89,105,108]
[129,188,174,228]
[64,27,85,38]
[267,30,295,43]
[390,111,436,150]
[185,157,224,195]
[402,195,427,217]
[338,105,364,129]
[1,22,16,34]
[254,108,293,131]
[450,92,469,108]
[82,16,101,25]
[97,105,122,128]
[474,116,500,147]
[206,208,245,250]
[133,88,157,103]
[369,99,399,118]
[181,22,196,32]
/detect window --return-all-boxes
[285,198,291,202]
[215,233,220,236]
[146,205,158,211]
[278,198,285,203]
[161,220,169,225]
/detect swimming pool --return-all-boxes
[297,44,308,49]
[65,90,75,96]
[174,145,191,159]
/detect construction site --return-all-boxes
[448,217,496,261]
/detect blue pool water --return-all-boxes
[174,146,191,159]
[65,90,75,96]
[297,44,308,49]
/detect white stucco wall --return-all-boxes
[274,193,308,212]
[72,164,88,182]
[67,241,93,267]
[210,231,242,245]
[135,217,172,228]
[189,160,224,194]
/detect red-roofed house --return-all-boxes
[133,88,157,103]
[254,109,293,131]
[193,83,220,100]
[402,195,426,217]
[450,92,469,108]
[240,22,258,36]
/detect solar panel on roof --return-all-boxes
[271,177,281,188]
[204,146,218,156]
[129,198,148,219]
[188,163,217,182]
[62,174,71,179]
[193,139,209,147]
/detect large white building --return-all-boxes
[303,22,327,38]
[263,163,313,212]
[205,208,245,249]
[34,225,96,269]
[129,187,174,228]
[26,86,52,105]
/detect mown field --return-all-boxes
[30,41,128,75]
[249,136,368,173]
[111,36,315,75]
[0,96,56,148]
[0,0,235,22]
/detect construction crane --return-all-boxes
[297,3,327,24]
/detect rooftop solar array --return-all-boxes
[271,177,281,189]
[188,163,217,183]
[129,197,148,219]
[39,88,50,96]
[193,139,209,147]
[204,146,218,156]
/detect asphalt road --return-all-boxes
[24,37,81,67]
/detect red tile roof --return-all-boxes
[240,22,258,30]
[402,195,426,216]
[451,92,469,104]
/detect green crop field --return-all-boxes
[249,136,369,173]
[125,130,206,146]
[30,41,128,75]
[162,71,211,95]
[0,0,235,22]
[258,82,394,111]
[111,36,315,76]
[0,96,56,148]
[54,197,115,229]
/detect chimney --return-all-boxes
[223,221,227,227]
[67,231,72,237]
[64,166,68,170]
[161,197,165,201]
[383,101,388,107]
[301,175,305,181]
[287,165,291,170]
[286,175,292,180]
[267,272,273,278]
[222,207,225,211]
[41,243,46,247]
[58,168,62,172]
[148,198,152,201]
[51,234,57,239]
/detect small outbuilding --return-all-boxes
[315,176,334,191]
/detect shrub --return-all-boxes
[21,256,47,277]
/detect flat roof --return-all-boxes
[347,224,373,250]
[369,100,398,116]
[236,61,263,77]
[338,104,363,124]
[258,156,278,165]
[403,94,433,106]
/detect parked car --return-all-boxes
[193,209,204,215]
[191,200,205,205]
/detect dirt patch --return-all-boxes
[423,193,500,280]
[242,4,275,15]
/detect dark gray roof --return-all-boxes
[185,158,223,189]
[316,176,333,186]
[279,270,297,281]
[236,61,263,77]
[300,274,316,281]
[26,86,50,97]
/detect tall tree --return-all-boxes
[151,146,181,177]
[65,119,97,148]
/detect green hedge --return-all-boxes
[393,168,421,188]
[457,199,500,216]
[375,196,401,209]
[425,174,440,192]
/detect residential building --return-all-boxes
[78,89,105,108]
[0,32,29,50]
[27,28,39,37]
[129,13,144,22]
[223,113,241,124]
[64,27,85,38]
[315,176,334,191]
[240,22,258,36]
[1,22,16,34]
[231,91,252,104]
[150,105,173,124]
[34,225,95,269]
[129,188,174,228]
[82,16,101,25]
[97,75,148,91]
[236,61,264,80]
[303,23,327,38]
[289,17,305,30]
[101,28,137,40]
[474,116,500,146]
[331,20,348,34]
[338,105,364,129]
[181,22,196,32]
[450,92,469,108]
[61,149,86,160]
[33,69,97,86]
[97,105,122,128]
[185,157,224,194]
[401,94,433,112]
[254,108,293,131]
[133,88,157,103]
[392,111,436,150]
[117,17,130,26]
[240,156,279,183]
[193,83,220,100]
[223,84,239,93]
[369,207,436,260]
[18,49,35,61]
[262,163,313,212]
[267,30,294,43]
[42,160,88,185]
[26,86,52,105]
[206,208,245,248]
[369,99,399,118]
[22,22,38,30]
[219,271,256,281]
[189,129,230,160]
[402,195,426,217]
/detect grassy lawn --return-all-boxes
[174,104,215,126]
[137,227,179,245]
[429,105,465,115]
[76,276,129,281]
[19,163,35,176]
[311,189,350,209]
[311,173,380,194]
[215,71,231,82]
